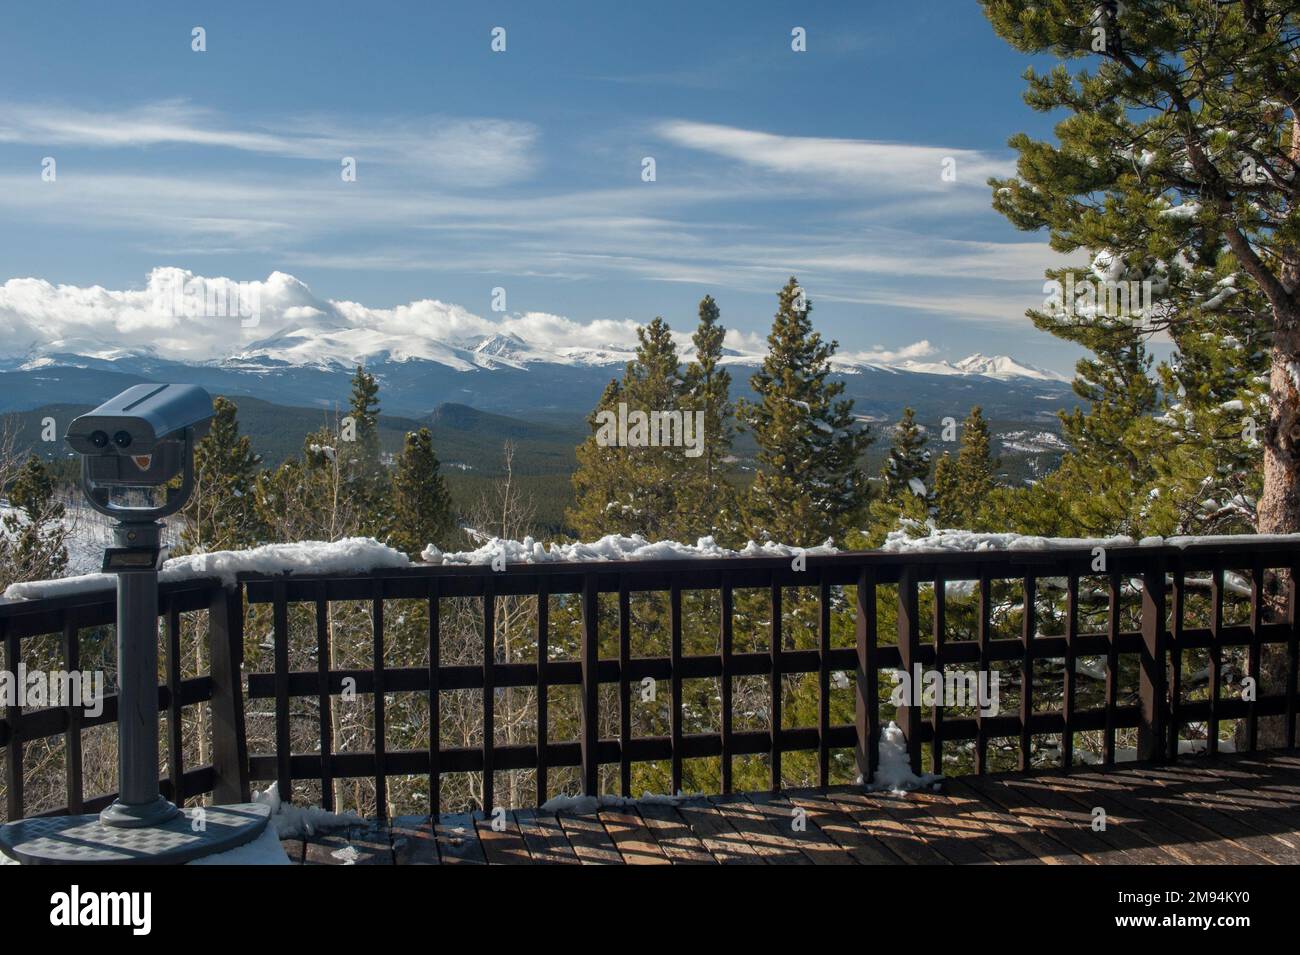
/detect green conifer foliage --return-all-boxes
[389,427,454,557]
[569,318,701,540]
[982,0,1300,536]
[739,278,872,545]
[181,396,266,553]
[1,455,67,585]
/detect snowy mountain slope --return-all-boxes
[891,353,1065,382]
[0,268,1075,418]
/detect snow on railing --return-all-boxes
[6,528,1300,603]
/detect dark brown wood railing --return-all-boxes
[2,537,1298,823]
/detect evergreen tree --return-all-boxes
[180,396,266,553]
[928,407,1001,531]
[389,428,454,557]
[341,366,389,535]
[0,455,68,584]
[682,294,738,540]
[932,452,962,526]
[880,407,931,502]
[739,278,872,545]
[981,0,1300,536]
[348,366,382,468]
[569,318,699,540]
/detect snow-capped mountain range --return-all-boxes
[0,268,1072,420]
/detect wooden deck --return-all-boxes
[278,751,1300,865]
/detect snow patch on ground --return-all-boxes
[253,781,364,838]
[859,721,944,793]
[539,792,688,814]
[188,824,291,865]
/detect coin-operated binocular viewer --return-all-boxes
[0,384,270,864]
[66,384,214,827]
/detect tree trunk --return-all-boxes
[1254,298,1300,747]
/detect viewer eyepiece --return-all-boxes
[113,430,132,449]
[90,430,109,449]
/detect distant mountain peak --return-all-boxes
[893,353,1066,382]
[470,332,528,356]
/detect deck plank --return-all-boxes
[1102,765,1293,863]
[362,753,1300,864]
[674,799,767,864]
[825,790,951,864]
[304,822,393,865]
[784,789,905,864]
[558,811,625,864]
[599,808,672,864]
[933,783,1057,864]
[435,812,487,864]
[391,815,440,865]
[476,811,535,864]
[961,774,1120,864]
[745,791,859,865]
[514,810,581,864]
[995,774,1173,863]
[706,794,813,865]
[637,802,718,864]
[1042,771,1244,864]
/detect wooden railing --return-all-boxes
[2,537,1298,822]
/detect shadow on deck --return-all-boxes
[281,751,1300,865]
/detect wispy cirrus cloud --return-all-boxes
[0,100,539,187]
[655,120,1014,191]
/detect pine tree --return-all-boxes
[342,366,389,535]
[569,318,699,540]
[1,454,68,585]
[739,278,872,545]
[180,396,265,553]
[932,452,962,526]
[389,428,454,557]
[981,0,1300,536]
[935,407,1003,530]
[682,294,738,540]
[880,407,931,502]
[348,366,382,467]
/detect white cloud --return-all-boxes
[656,120,1014,191]
[837,340,936,364]
[0,268,652,365]
[0,101,538,187]
[0,268,947,372]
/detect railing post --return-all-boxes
[580,574,599,796]
[855,567,879,785]
[1288,561,1299,750]
[209,584,251,804]
[3,618,22,821]
[897,566,922,775]
[1138,553,1168,763]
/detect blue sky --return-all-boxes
[0,0,1090,373]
